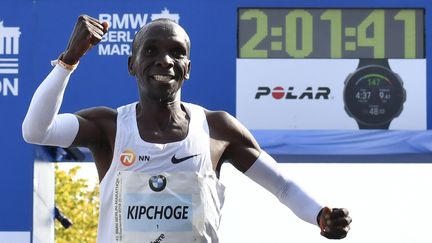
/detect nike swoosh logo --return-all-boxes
[171,154,200,164]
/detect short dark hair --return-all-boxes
[131,19,190,56]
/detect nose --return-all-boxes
[155,52,174,68]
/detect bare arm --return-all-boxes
[72,107,117,181]
[205,110,261,172]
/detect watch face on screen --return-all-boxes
[343,65,406,126]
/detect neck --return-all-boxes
[140,94,181,112]
[139,88,182,111]
[136,95,185,132]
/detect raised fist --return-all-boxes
[318,207,352,240]
[61,14,109,65]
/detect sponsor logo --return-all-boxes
[120,149,136,166]
[149,175,167,192]
[98,8,180,56]
[255,86,331,100]
[0,20,21,96]
[120,149,151,166]
[171,154,200,164]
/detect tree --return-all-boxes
[55,164,99,243]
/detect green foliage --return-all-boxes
[55,165,99,243]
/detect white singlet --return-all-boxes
[97,102,225,243]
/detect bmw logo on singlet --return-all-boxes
[149,175,167,192]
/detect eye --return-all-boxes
[172,48,186,58]
[144,46,156,56]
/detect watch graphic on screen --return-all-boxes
[343,59,406,129]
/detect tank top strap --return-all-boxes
[116,102,137,122]
[182,102,209,135]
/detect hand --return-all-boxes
[62,14,109,65]
[318,207,351,239]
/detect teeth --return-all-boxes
[153,75,173,81]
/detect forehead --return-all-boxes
[137,21,189,47]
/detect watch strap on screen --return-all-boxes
[358,58,390,69]
[358,122,390,129]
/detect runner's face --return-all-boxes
[129,21,191,102]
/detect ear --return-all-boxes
[128,55,135,76]
[184,60,191,80]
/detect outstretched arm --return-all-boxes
[244,151,322,225]
[245,151,351,239]
[207,110,351,239]
[22,15,108,147]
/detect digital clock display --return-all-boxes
[238,9,425,58]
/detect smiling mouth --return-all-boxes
[153,74,175,82]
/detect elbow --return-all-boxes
[22,120,44,144]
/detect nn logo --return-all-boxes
[120,149,151,166]
[255,86,331,100]
[120,149,136,166]
[0,20,21,96]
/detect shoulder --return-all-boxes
[205,109,235,127]
[204,109,261,172]
[204,109,248,142]
[183,103,234,128]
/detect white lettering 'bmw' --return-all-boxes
[97,9,181,56]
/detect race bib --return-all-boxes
[114,171,207,243]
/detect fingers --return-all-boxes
[328,208,349,219]
[86,22,103,43]
[81,15,108,46]
[326,208,351,226]
[62,14,109,64]
[319,207,352,240]
[84,15,104,28]
[321,225,350,239]
[86,15,109,34]
[327,216,352,228]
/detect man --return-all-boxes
[22,15,351,242]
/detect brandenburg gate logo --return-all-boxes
[0,21,21,96]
